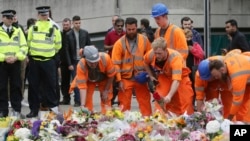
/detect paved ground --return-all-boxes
[10,88,153,117]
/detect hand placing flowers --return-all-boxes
[153,92,166,112]
[163,95,172,103]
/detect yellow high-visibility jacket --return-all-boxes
[27,20,61,61]
[0,26,28,62]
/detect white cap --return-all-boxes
[84,45,100,63]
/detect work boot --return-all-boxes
[26,111,38,118]
[74,102,81,107]
[0,111,8,118]
[59,99,70,105]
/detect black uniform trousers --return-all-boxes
[60,64,71,101]
[0,61,22,115]
[28,59,58,113]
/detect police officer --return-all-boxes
[0,10,28,117]
[26,6,62,118]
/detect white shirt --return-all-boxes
[2,24,12,33]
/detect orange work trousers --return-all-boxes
[234,84,250,123]
[84,79,113,114]
[204,80,232,118]
[118,79,152,116]
[155,75,194,116]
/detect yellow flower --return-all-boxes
[93,114,101,120]
[40,125,44,129]
[212,135,223,141]
[7,135,18,141]
[114,109,124,119]
[137,132,145,138]
[152,111,161,119]
[144,116,151,122]
[42,121,48,126]
[166,119,176,127]
[105,110,114,117]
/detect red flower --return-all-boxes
[153,92,161,101]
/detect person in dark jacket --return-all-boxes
[65,15,91,107]
[181,16,203,50]
[59,18,72,105]
[140,18,154,43]
[224,19,250,53]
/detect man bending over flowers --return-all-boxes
[69,45,116,114]
[144,37,194,115]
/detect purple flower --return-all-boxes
[57,125,72,136]
[31,120,42,137]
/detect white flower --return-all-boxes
[20,139,33,141]
[221,119,233,133]
[123,111,142,122]
[150,133,168,141]
[50,120,61,126]
[97,121,115,135]
[14,128,31,139]
[71,112,86,123]
[206,120,221,133]
[99,131,122,141]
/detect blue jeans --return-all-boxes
[71,60,80,104]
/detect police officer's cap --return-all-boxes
[1,10,16,18]
[36,6,50,15]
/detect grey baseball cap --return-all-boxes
[84,45,100,63]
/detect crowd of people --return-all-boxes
[1,2,250,124]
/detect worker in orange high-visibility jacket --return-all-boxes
[112,17,152,116]
[144,37,194,116]
[69,45,116,114]
[195,55,232,118]
[151,3,188,60]
[199,52,250,123]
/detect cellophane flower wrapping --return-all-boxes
[203,98,223,121]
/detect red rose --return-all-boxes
[153,92,161,101]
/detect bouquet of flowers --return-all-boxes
[206,120,223,140]
[185,112,207,131]
[203,98,223,121]
[153,92,166,112]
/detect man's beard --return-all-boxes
[221,72,228,82]
[126,33,136,40]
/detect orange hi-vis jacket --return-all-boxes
[224,53,250,117]
[154,24,188,60]
[195,56,225,100]
[112,34,151,81]
[70,52,116,90]
[144,48,189,79]
[144,48,194,115]
[194,56,233,117]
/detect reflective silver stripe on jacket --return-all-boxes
[169,26,177,49]
[195,86,205,92]
[29,46,55,52]
[230,70,250,79]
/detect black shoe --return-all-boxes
[26,111,38,118]
[0,112,8,118]
[111,101,120,106]
[74,102,80,107]
[59,99,70,105]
